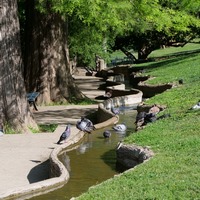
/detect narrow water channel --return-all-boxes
[30,109,137,200]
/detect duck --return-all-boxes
[103,130,112,138]
[112,123,127,132]
[57,124,71,144]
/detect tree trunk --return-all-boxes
[138,44,152,60]
[24,0,84,105]
[0,0,37,133]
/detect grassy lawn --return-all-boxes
[76,43,200,199]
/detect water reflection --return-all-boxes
[76,134,93,155]
[29,110,137,200]
[60,152,71,172]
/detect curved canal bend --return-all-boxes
[30,109,137,200]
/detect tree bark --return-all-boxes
[0,0,37,133]
[24,0,84,105]
[138,44,152,60]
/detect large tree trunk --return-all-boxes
[0,0,37,133]
[24,0,84,105]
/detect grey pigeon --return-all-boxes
[103,130,111,138]
[57,124,71,144]
[76,117,95,133]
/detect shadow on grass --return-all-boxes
[142,48,200,70]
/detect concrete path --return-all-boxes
[0,75,106,198]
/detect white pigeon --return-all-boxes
[190,101,200,110]
[112,123,127,132]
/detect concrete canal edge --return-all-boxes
[1,84,143,200]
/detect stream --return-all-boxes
[29,109,137,200]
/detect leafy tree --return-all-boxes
[22,0,133,104]
[52,0,134,66]
[0,0,37,132]
[113,0,200,60]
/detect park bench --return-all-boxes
[27,92,40,111]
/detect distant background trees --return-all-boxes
[113,0,200,60]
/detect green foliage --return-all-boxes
[70,97,97,105]
[3,123,17,134]
[114,0,200,59]
[76,43,200,200]
[35,0,134,66]
[30,124,58,133]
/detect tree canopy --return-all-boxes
[35,0,134,66]
[114,0,200,59]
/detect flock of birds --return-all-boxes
[56,100,200,144]
[56,106,128,144]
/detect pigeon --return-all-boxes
[103,130,112,138]
[189,101,200,110]
[112,123,127,132]
[76,117,95,133]
[57,124,71,144]
[111,107,120,115]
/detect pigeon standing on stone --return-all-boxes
[57,124,71,144]
[76,117,95,133]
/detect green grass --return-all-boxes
[30,124,58,133]
[76,43,200,199]
[46,97,97,106]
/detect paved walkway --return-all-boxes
[0,75,106,198]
